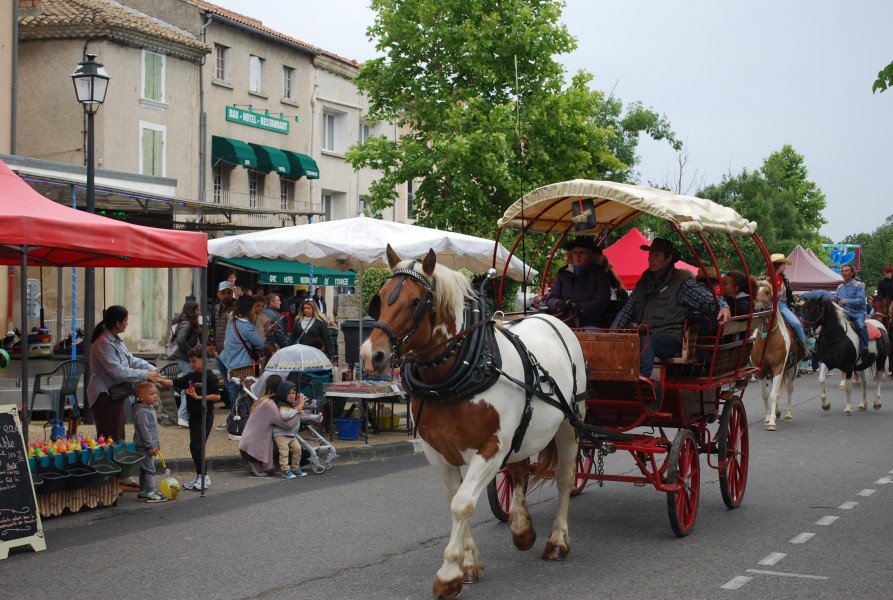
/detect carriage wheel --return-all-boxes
[487,468,513,522]
[665,428,700,537]
[571,446,595,497]
[717,396,749,509]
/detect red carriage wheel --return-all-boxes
[717,396,749,509]
[487,468,513,522]
[665,428,700,537]
[570,446,595,497]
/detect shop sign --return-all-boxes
[226,106,289,134]
[260,272,355,286]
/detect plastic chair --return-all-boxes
[30,359,88,421]
[157,363,182,422]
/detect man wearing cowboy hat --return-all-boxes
[769,252,812,360]
[611,237,731,379]
[835,263,869,358]
[874,265,893,316]
[544,237,611,327]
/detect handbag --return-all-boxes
[232,320,262,375]
[108,381,135,403]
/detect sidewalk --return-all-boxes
[27,403,422,478]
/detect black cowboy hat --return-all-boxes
[640,237,680,262]
[563,237,602,255]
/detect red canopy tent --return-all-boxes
[603,227,698,289]
[785,245,843,292]
[0,158,209,442]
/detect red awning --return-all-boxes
[603,227,697,289]
[0,159,207,268]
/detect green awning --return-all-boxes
[249,143,291,175]
[215,256,355,286]
[282,150,320,180]
[212,136,257,169]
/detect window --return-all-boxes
[212,164,229,204]
[280,179,293,210]
[140,122,165,176]
[214,44,231,82]
[407,179,417,219]
[282,66,295,100]
[248,171,261,208]
[142,50,165,102]
[359,121,371,144]
[322,192,333,221]
[323,113,335,151]
[249,55,264,93]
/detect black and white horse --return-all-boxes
[801,296,889,415]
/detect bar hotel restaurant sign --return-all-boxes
[226,106,291,134]
[261,272,356,287]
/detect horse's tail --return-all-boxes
[529,439,558,487]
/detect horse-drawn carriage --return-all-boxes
[361,180,778,599]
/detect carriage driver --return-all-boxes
[610,238,731,381]
[835,263,869,358]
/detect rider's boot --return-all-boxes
[797,339,812,361]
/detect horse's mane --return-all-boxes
[397,259,475,330]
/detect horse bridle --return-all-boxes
[368,264,437,362]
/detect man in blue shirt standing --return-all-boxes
[834,263,869,358]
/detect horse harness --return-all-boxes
[369,267,597,466]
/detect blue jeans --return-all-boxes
[217,357,237,408]
[779,301,806,346]
[176,358,191,422]
[848,311,868,349]
[639,332,682,377]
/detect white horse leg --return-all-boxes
[843,378,854,416]
[765,374,782,431]
[818,364,830,410]
[432,453,498,600]
[542,421,577,561]
[507,459,535,551]
[760,378,771,424]
[874,369,883,410]
[783,371,795,423]
[857,371,869,411]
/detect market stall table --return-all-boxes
[324,380,408,444]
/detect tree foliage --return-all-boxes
[843,216,893,289]
[873,61,893,93]
[348,0,680,239]
[698,145,827,265]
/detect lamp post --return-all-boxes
[71,54,110,423]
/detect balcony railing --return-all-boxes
[205,189,323,216]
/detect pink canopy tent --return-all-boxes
[785,245,843,292]
[0,158,209,442]
[602,227,698,289]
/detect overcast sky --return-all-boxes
[212,0,893,243]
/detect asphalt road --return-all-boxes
[3,372,892,600]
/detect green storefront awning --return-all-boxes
[216,256,355,286]
[249,143,291,175]
[283,150,320,180]
[212,136,257,169]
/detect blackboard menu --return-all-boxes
[0,405,45,559]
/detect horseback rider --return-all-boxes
[835,263,869,358]
[874,265,893,317]
[768,253,812,361]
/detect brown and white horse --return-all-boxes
[361,246,586,600]
[751,280,801,431]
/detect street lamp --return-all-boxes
[71,53,110,423]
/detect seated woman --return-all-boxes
[544,237,611,328]
[722,270,753,317]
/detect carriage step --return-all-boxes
[578,423,634,444]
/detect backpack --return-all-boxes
[225,392,254,438]
[164,321,179,357]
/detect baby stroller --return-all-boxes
[241,371,339,474]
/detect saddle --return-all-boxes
[865,321,882,340]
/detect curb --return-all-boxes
[163,438,425,474]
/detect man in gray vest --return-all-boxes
[611,238,731,379]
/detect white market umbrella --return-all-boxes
[250,344,333,398]
[207,215,533,281]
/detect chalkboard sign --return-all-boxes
[0,404,45,559]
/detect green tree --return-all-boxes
[872,61,893,93]
[698,145,827,266]
[843,216,893,287]
[348,0,680,238]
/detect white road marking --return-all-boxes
[746,569,828,581]
[758,552,786,566]
[721,576,752,590]
[858,489,876,496]
[816,516,838,526]
[790,532,815,544]
[874,477,892,485]
[838,501,858,509]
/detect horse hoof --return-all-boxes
[784,415,793,423]
[433,578,463,600]
[858,405,867,411]
[821,403,830,412]
[775,409,781,418]
[874,402,882,410]
[541,541,569,561]
[462,567,479,584]
[765,423,776,431]
[512,528,537,551]
[844,408,853,416]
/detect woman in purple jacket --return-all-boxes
[545,237,611,328]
